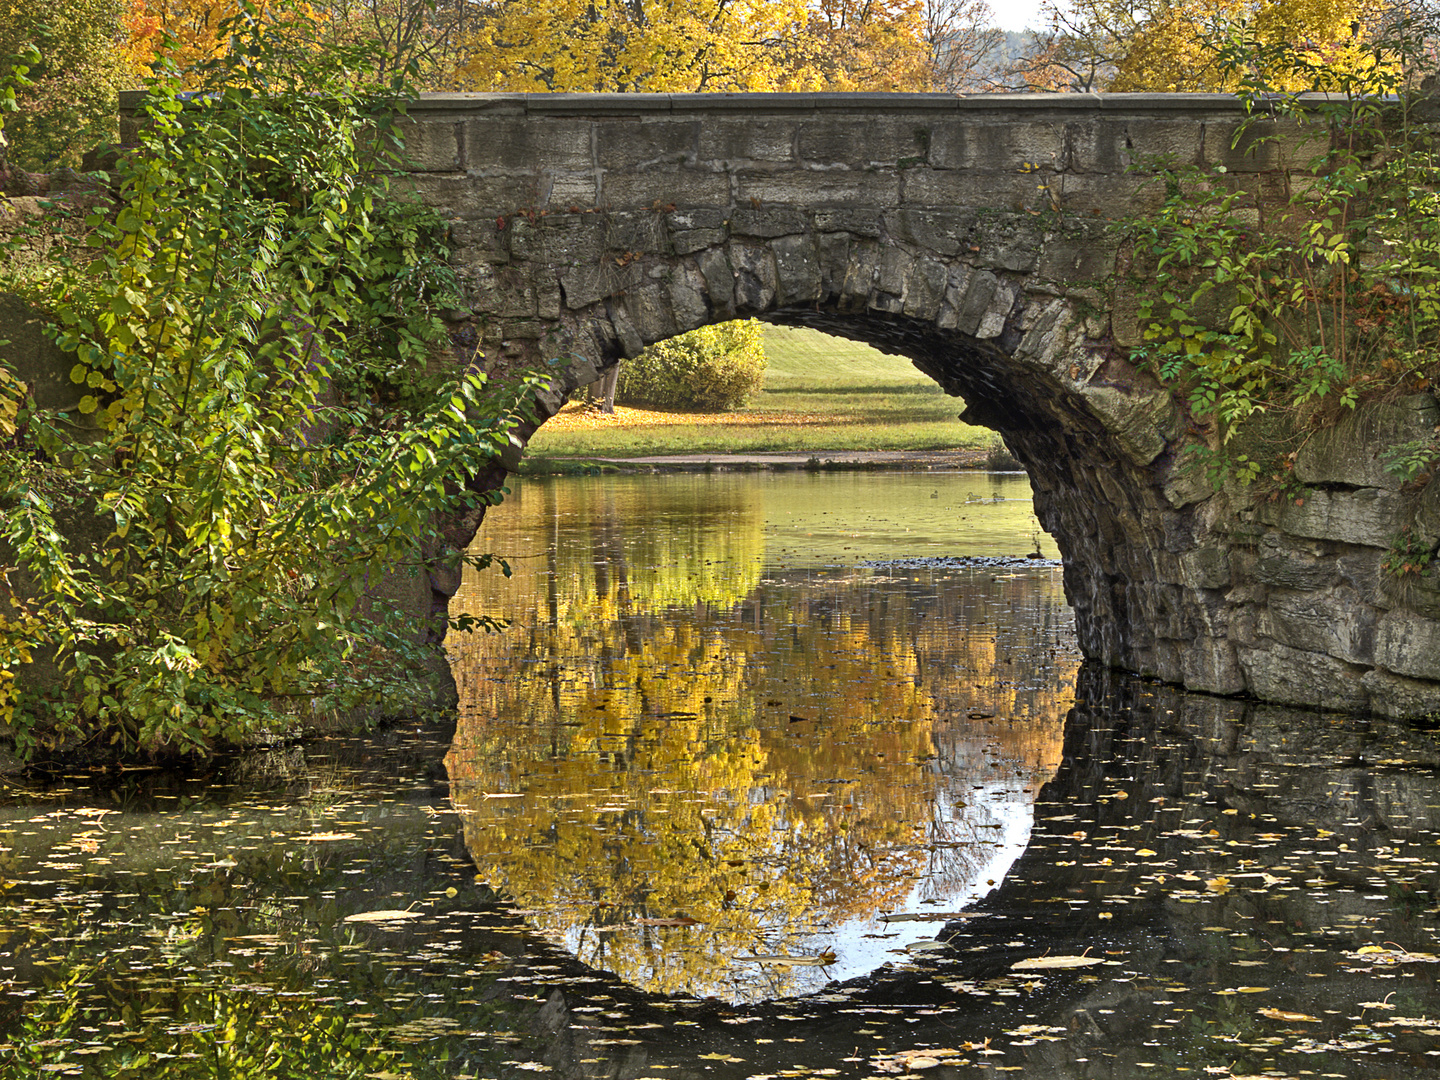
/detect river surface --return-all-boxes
[3,472,1440,1080]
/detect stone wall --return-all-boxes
[102,91,1440,718]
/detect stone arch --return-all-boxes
[516,215,1196,692]
[396,93,1440,717]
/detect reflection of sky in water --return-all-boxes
[449,472,1079,1001]
[781,775,1041,989]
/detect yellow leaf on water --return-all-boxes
[343,909,423,923]
[1011,955,1104,970]
[1258,1007,1318,1022]
[1135,849,1158,857]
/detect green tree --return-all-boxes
[0,0,132,170]
[0,9,536,757]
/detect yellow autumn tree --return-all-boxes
[121,0,313,78]
[450,0,961,92]
[1017,0,1391,93]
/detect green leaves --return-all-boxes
[1124,15,1440,489]
[0,16,538,758]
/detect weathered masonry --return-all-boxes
[374,91,1440,718]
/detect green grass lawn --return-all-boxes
[524,324,992,461]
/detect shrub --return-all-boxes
[0,11,537,759]
[617,320,766,411]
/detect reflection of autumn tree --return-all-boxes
[447,479,1077,999]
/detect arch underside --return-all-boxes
[475,248,1210,699]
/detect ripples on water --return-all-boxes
[4,473,1440,1078]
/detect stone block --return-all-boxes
[537,281,562,321]
[1375,610,1440,682]
[928,120,1066,172]
[1419,478,1440,540]
[544,173,599,209]
[595,120,699,168]
[697,119,797,163]
[606,303,645,357]
[1361,669,1440,719]
[837,242,883,314]
[797,120,930,166]
[901,258,948,322]
[813,208,884,238]
[450,217,508,261]
[1209,119,1328,173]
[969,216,1045,274]
[396,118,460,172]
[1038,172,1163,217]
[465,118,594,172]
[730,207,809,238]
[1109,289,1142,349]
[955,269,1001,336]
[816,233,851,303]
[533,215,608,266]
[670,228,727,255]
[1262,588,1376,665]
[601,169,732,209]
[404,173,515,219]
[1183,639,1246,695]
[901,169,1037,212]
[885,209,976,258]
[1251,548,1334,590]
[736,170,902,208]
[0,293,82,414]
[1256,487,1407,548]
[559,265,604,310]
[1069,118,1206,174]
[618,284,677,346]
[772,234,822,307]
[729,242,777,313]
[1180,546,1231,590]
[1036,229,1119,283]
[669,265,711,335]
[1077,385,1174,467]
[469,265,539,318]
[1295,396,1440,490]
[696,247,736,318]
[1237,641,1369,712]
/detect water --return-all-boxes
[4,471,1440,1078]
[446,472,1076,1003]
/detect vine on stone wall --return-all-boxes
[1126,8,1440,490]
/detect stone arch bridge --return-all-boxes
[385,92,1440,719]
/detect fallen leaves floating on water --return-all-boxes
[1258,1008,1319,1022]
[343,909,424,923]
[1011,955,1104,970]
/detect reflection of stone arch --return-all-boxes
[379,92,1440,717]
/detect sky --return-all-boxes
[989,0,1048,32]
